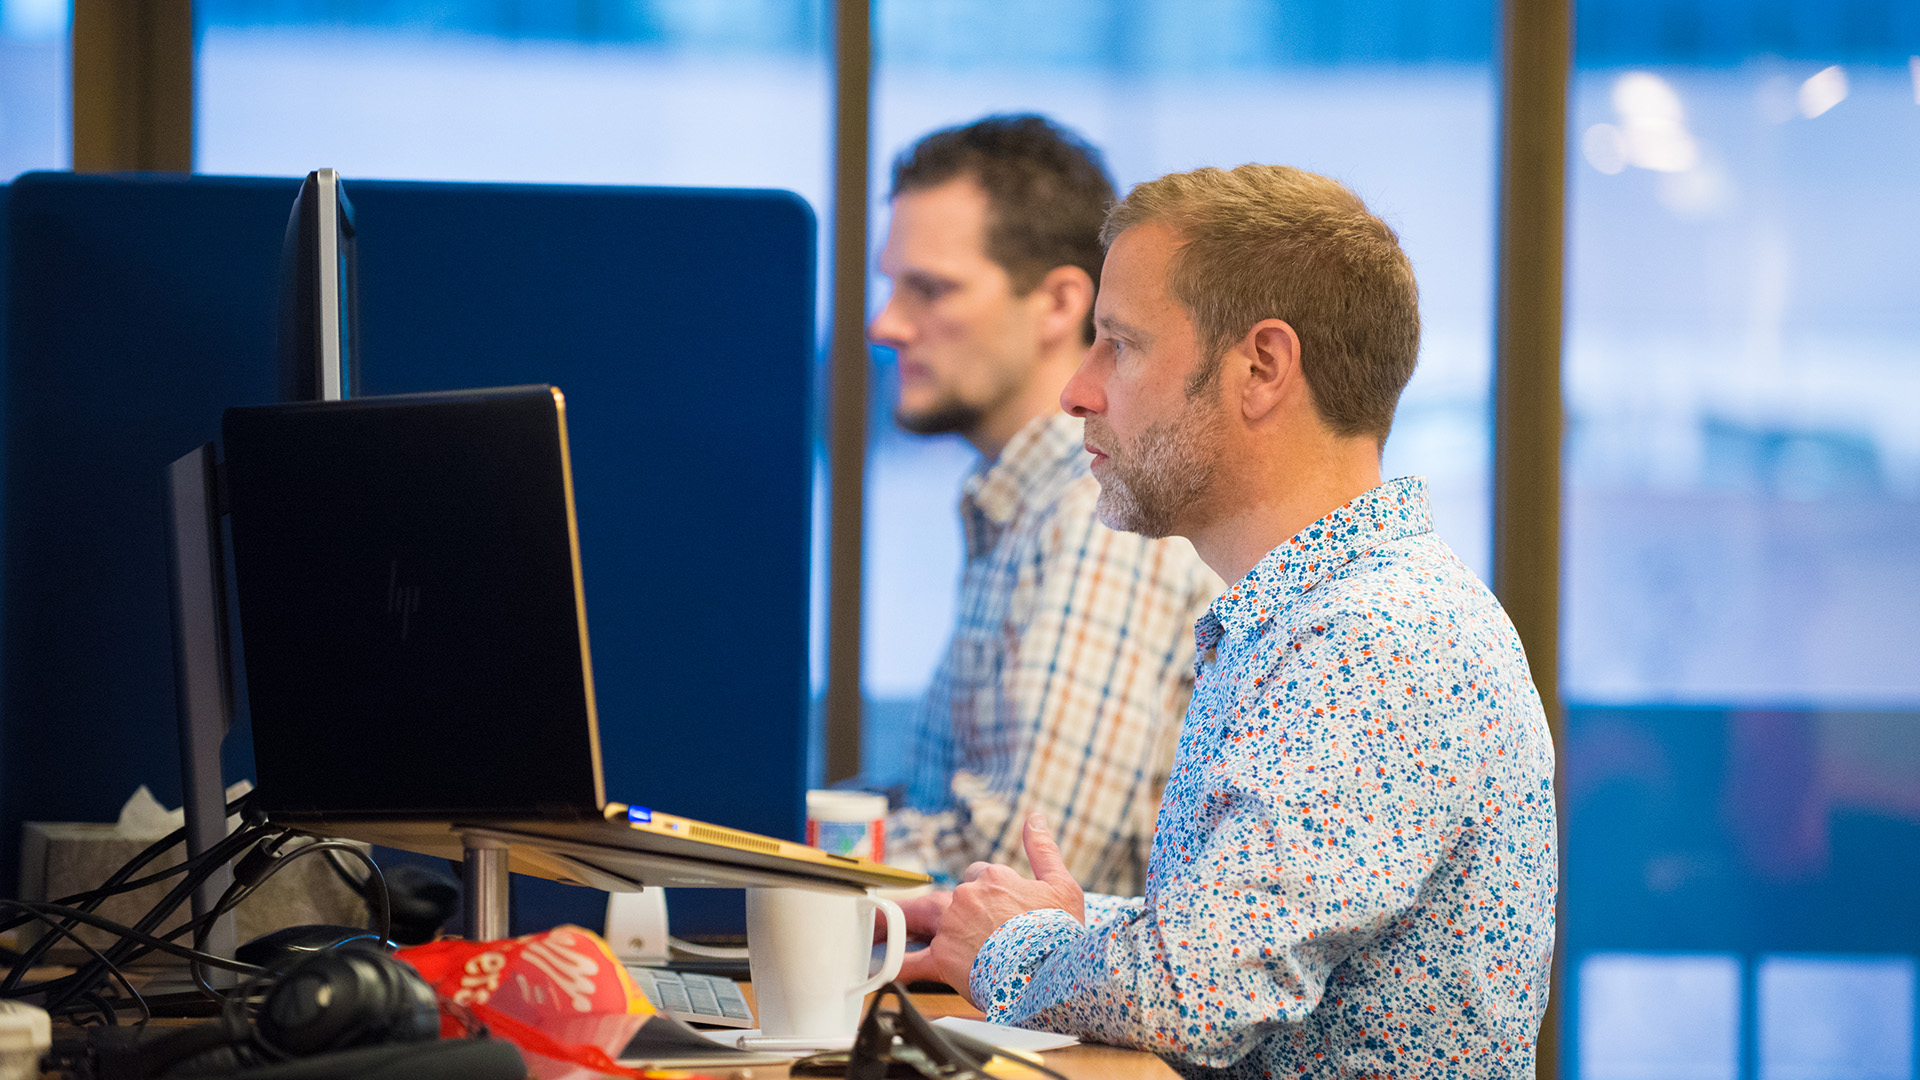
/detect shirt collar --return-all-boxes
[1198,476,1433,649]
[959,413,1087,557]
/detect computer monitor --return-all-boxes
[277,168,358,403]
[220,385,924,912]
[226,386,598,819]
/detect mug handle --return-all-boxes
[851,895,905,998]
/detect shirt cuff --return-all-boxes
[969,908,1086,1020]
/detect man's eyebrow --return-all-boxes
[898,267,957,289]
[1097,314,1148,341]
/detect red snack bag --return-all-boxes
[399,925,653,1080]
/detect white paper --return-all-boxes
[697,1028,853,1052]
[932,1015,1080,1052]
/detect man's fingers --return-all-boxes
[897,891,952,940]
[897,946,944,987]
[1021,811,1070,883]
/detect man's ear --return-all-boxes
[1241,318,1303,421]
[1030,265,1096,347]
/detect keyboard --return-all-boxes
[626,966,755,1029]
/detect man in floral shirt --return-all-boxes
[903,164,1559,1079]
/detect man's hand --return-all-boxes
[921,812,1084,1004]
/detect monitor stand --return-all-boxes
[164,444,238,980]
[461,833,511,939]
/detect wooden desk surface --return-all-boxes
[695,986,1178,1080]
[37,983,1177,1079]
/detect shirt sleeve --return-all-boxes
[889,653,966,880]
[885,804,946,880]
[1080,892,1138,924]
[921,488,1212,893]
[968,610,1478,1070]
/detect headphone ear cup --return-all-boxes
[256,946,440,1058]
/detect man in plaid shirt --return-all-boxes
[867,115,1220,899]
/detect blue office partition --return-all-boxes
[1,172,816,935]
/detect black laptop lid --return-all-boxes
[223,386,605,820]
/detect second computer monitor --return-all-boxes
[277,168,359,403]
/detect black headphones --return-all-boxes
[251,944,440,1058]
[89,946,524,1080]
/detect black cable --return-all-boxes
[322,847,407,933]
[49,823,276,988]
[0,796,393,1023]
[189,838,392,1003]
[119,822,278,951]
[0,792,259,993]
[22,824,389,1017]
[22,825,279,1015]
[191,838,390,943]
[0,827,185,992]
[324,848,366,895]
[0,901,264,975]
[1,852,219,995]
[847,983,1074,1080]
[79,990,118,1027]
[0,830,183,948]
[202,949,290,1068]
[0,798,273,1022]
[44,824,281,1011]
[42,855,196,909]
[0,790,254,945]
[0,902,151,1025]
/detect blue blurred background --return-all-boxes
[2,1,1916,1075]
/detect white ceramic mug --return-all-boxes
[742,886,905,1047]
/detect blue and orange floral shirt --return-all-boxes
[971,477,1559,1079]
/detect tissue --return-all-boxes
[113,780,254,839]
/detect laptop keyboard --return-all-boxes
[627,966,755,1028]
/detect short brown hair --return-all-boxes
[1102,164,1420,442]
[892,115,1114,341]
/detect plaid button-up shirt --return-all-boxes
[888,412,1221,896]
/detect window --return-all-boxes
[1562,2,1920,1075]
[861,0,1498,782]
[1579,953,1742,1080]
[0,0,69,180]
[197,1,830,194]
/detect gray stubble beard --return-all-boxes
[1088,405,1224,540]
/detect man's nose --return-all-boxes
[1060,347,1104,417]
[867,292,911,349]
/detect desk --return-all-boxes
[700,987,1179,1080]
[36,987,1178,1079]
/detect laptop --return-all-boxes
[222,385,924,893]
